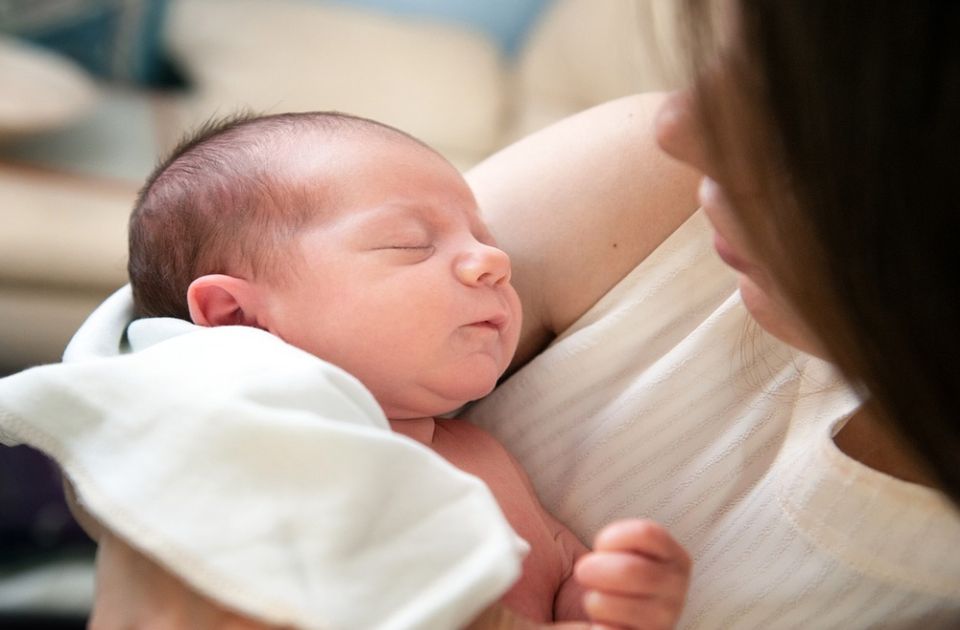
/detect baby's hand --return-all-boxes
[574,519,691,630]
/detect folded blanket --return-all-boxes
[0,286,526,629]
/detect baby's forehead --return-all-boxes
[261,124,475,225]
[278,123,428,158]
[269,128,438,186]
[276,129,463,186]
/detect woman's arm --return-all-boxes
[466,93,699,370]
[89,532,582,630]
[88,532,284,630]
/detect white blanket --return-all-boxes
[0,286,526,630]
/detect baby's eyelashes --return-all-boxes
[372,244,436,263]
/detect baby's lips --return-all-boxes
[483,312,509,329]
[465,301,514,333]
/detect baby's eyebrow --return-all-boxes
[351,204,434,232]
[354,201,481,236]
[376,201,449,223]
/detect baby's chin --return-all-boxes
[382,376,500,420]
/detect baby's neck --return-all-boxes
[388,416,437,445]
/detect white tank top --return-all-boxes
[464,210,960,628]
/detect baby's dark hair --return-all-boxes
[129,111,431,320]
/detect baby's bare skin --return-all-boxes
[391,416,588,622]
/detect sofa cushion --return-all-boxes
[165,0,507,168]
[507,0,681,141]
[0,36,97,138]
[320,0,552,57]
[0,166,132,290]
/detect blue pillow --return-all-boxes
[323,0,553,56]
[0,0,181,87]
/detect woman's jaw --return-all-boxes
[698,176,827,358]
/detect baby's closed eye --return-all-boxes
[372,243,436,263]
[383,244,433,250]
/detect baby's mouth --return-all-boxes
[468,313,507,331]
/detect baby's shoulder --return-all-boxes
[434,418,517,463]
[436,417,502,444]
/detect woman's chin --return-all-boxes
[738,275,825,358]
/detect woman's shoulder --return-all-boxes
[466,94,701,370]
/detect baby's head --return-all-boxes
[130,111,427,320]
[130,111,522,418]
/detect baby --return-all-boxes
[128,111,689,627]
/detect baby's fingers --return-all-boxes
[594,519,690,570]
[575,551,687,599]
[582,590,676,630]
[575,520,691,629]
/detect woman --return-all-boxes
[88,2,960,627]
[663,1,960,501]
[467,4,960,622]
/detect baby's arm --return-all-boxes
[550,518,591,621]
[492,436,688,627]
[575,519,691,630]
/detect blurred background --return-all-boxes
[0,0,678,626]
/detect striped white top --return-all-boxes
[464,210,960,628]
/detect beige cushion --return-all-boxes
[0,166,132,289]
[0,288,115,366]
[0,36,98,139]
[0,165,132,366]
[165,0,507,168]
[507,0,682,140]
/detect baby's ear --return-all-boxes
[187,274,261,327]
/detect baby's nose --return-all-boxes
[456,243,511,287]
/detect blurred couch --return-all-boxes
[0,0,679,370]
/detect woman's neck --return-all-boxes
[833,405,938,488]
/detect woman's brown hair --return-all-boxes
[679,1,960,501]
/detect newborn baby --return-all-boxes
[127,110,689,627]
